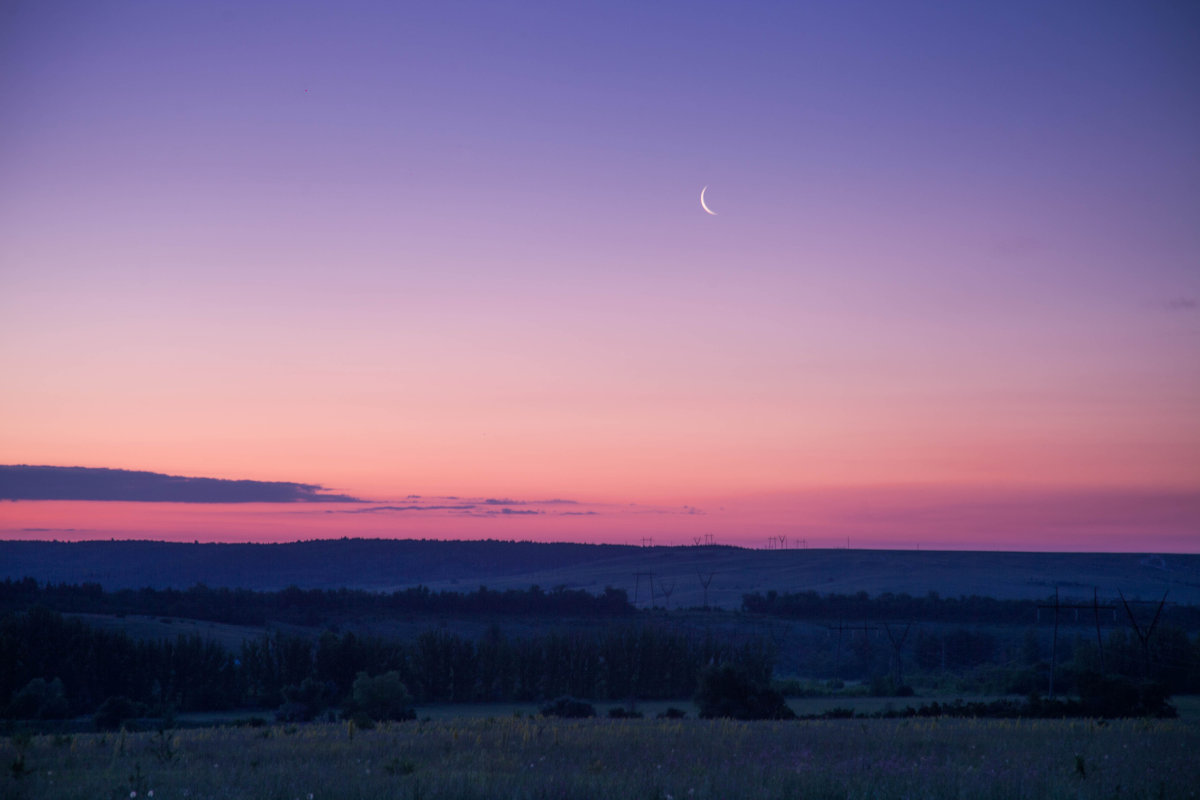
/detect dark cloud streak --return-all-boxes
[0,465,362,503]
[326,504,477,514]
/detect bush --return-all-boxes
[94,696,144,731]
[694,664,795,720]
[348,671,416,722]
[657,707,687,719]
[773,679,824,698]
[1002,667,1042,695]
[1077,673,1175,718]
[7,677,70,720]
[540,696,596,718]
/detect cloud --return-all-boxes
[483,497,580,506]
[1166,297,1197,311]
[627,504,705,516]
[318,495,582,517]
[0,465,363,503]
[326,504,477,514]
[453,507,544,517]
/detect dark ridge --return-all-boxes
[0,538,642,591]
[1,539,1197,606]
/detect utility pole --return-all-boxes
[697,571,715,610]
[1037,590,1118,696]
[882,622,914,688]
[1037,590,1061,698]
[633,571,655,608]
[824,621,877,682]
[1119,590,1170,680]
[657,577,675,609]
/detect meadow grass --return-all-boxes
[3,715,1197,800]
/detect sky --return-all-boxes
[1,1,1198,551]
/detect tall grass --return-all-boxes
[3,715,1197,799]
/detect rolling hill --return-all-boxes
[2,538,1197,607]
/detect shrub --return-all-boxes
[348,671,416,721]
[7,677,70,719]
[773,679,823,698]
[1002,667,1042,695]
[1077,673,1175,718]
[694,664,795,720]
[540,696,596,718]
[868,674,916,698]
[94,696,143,731]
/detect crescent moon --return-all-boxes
[700,185,717,216]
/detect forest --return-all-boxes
[0,606,773,724]
[741,588,1200,629]
[4,579,1200,727]
[8,577,1200,629]
[0,577,634,626]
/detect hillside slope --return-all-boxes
[2,539,1197,607]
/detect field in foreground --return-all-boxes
[4,716,1198,800]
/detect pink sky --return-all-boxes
[4,485,1197,553]
[2,2,1198,552]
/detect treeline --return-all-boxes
[906,626,1200,696]
[742,589,1200,629]
[742,591,1200,696]
[767,621,1200,697]
[0,577,633,627]
[1,607,773,721]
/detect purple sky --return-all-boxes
[1,1,1198,550]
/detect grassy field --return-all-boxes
[4,715,1198,800]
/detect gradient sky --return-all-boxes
[2,1,1198,550]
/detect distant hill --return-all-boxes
[1,538,1197,608]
